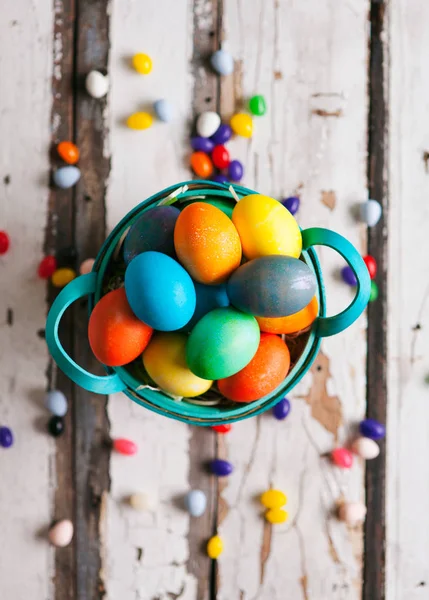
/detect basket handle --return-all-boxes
[301,227,371,338]
[46,273,127,394]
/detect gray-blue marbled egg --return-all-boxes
[53,166,81,189]
[154,99,174,123]
[184,489,207,517]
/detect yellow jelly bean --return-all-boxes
[127,112,153,130]
[260,489,287,509]
[51,268,76,288]
[230,113,253,138]
[207,535,223,559]
[265,508,289,524]
[132,53,153,74]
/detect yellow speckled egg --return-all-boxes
[260,489,287,509]
[143,332,213,397]
[207,535,223,559]
[232,194,302,259]
[265,508,289,524]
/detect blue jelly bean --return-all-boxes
[191,136,215,153]
[228,160,244,182]
[45,390,68,417]
[154,99,174,122]
[184,489,207,517]
[212,174,229,184]
[53,166,81,189]
[281,196,300,216]
[0,426,14,448]
[210,50,234,76]
[211,124,232,145]
[273,397,291,420]
[341,266,357,286]
[359,418,386,440]
[210,459,233,477]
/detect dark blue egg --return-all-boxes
[359,418,385,440]
[123,206,180,265]
[273,397,291,420]
[210,459,233,477]
[183,282,229,331]
[227,255,317,318]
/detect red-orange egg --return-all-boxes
[190,151,213,178]
[88,288,153,367]
[57,141,80,164]
[217,333,290,403]
[256,296,318,334]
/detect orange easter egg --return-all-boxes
[174,202,242,284]
[256,296,318,334]
[217,333,290,403]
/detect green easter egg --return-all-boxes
[186,307,260,380]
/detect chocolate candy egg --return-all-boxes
[143,332,213,397]
[174,202,241,284]
[123,206,180,265]
[125,251,196,331]
[183,282,229,331]
[227,256,317,318]
[88,288,153,366]
[218,333,290,402]
[186,308,260,380]
[256,297,318,334]
[232,194,302,259]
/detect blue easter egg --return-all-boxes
[184,489,207,517]
[210,50,234,76]
[210,459,233,477]
[125,251,196,331]
[154,99,174,122]
[123,206,180,265]
[359,418,386,440]
[45,390,68,417]
[227,255,317,318]
[53,166,81,189]
[183,282,229,331]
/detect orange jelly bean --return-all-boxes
[57,141,80,164]
[190,151,213,178]
[256,296,318,335]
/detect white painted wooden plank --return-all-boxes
[387,2,429,597]
[0,2,54,598]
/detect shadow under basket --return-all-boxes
[46,180,371,426]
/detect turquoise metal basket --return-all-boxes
[46,181,370,425]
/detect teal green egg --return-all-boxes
[186,307,260,380]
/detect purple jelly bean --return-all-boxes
[210,459,233,477]
[228,160,244,182]
[212,174,229,184]
[191,136,215,153]
[341,265,357,286]
[0,426,14,448]
[359,418,386,440]
[273,397,291,421]
[281,196,300,215]
[211,124,232,145]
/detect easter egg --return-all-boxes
[174,203,241,284]
[154,99,174,122]
[256,296,318,334]
[123,206,180,264]
[125,251,196,331]
[184,490,207,517]
[232,194,302,259]
[227,256,317,318]
[186,308,260,379]
[85,70,108,98]
[183,282,229,331]
[196,111,221,138]
[57,141,79,164]
[230,113,253,138]
[218,333,290,402]
[143,332,213,397]
[359,199,382,227]
[210,49,234,75]
[261,489,287,509]
[88,288,153,366]
[359,418,385,440]
[49,520,74,547]
[53,166,81,189]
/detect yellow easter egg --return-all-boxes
[232,194,302,259]
[143,332,213,397]
[230,113,253,138]
[265,508,289,524]
[127,112,153,130]
[207,535,223,559]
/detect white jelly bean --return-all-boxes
[351,437,380,460]
[338,502,367,526]
[49,519,74,547]
[85,70,109,99]
[196,111,221,138]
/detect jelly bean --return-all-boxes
[369,281,379,302]
[38,255,57,279]
[129,492,154,511]
[0,231,10,255]
[249,94,267,116]
[273,397,291,420]
[132,53,153,74]
[265,508,288,524]
[51,267,76,288]
[0,426,13,448]
[331,448,353,469]
[351,437,380,460]
[212,145,230,169]
[210,49,234,76]
[211,124,232,145]
[228,159,244,182]
[196,111,221,138]
[53,166,81,189]
[260,489,287,509]
[48,416,65,438]
[363,255,377,279]
[207,535,223,559]
[85,70,109,98]
[338,502,367,526]
[190,138,213,154]
[341,266,357,286]
[45,390,68,417]
[212,174,228,184]
[210,459,233,477]
[230,113,253,138]
[79,258,95,275]
[127,112,153,130]
[184,490,207,517]
[48,520,74,547]
[359,199,382,226]
[154,99,174,122]
[57,141,79,165]
[359,418,385,440]
[113,438,138,456]
[281,196,300,216]
[190,151,214,178]
[211,424,232,433]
